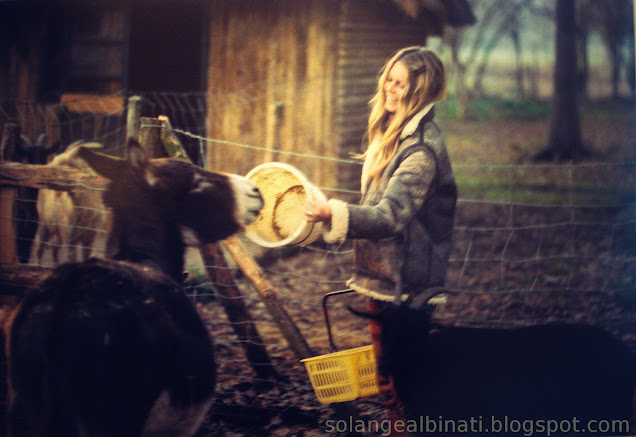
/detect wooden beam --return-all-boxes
[126,95,143,141]
[199,244,278,379]
[222,235,314,359]
[141,116,279,378]
[0,264,52,297]
[0,162,107,191]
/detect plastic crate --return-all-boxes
[301,345,380,404]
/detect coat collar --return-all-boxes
[399,103,435,139]
[362,103,436,191]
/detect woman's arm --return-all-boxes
[306,148,436,244]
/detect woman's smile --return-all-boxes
[384,61,408,113]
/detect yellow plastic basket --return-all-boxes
[301,345,380,404]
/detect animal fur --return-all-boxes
[8,138,263,437]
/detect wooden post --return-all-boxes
[220,237,363,428]
[141,116,278,379]
[0,123,20,264]
[158,116,189,162]
[138,117,167,158]
[264,102,284,163]
[222,236,314,359]
[0,187,17,264]
[199,244,277,379]
[126,95,142,141]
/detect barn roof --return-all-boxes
[389,0,476,33]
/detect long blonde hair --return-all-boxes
[360,47,446,186]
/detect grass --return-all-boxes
[437,96,635,206]
[455,168,633,205]
[437,97,551,121]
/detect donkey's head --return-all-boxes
[74,138,262,278]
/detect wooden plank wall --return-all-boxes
[206,0,340,193]
[335,0,428,198]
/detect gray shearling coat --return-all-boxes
[322,105,456,302]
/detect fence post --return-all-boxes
[264,102,284,163]
[0,123,19,264]
[140,116,278,379]
[158,116,190,161]
[221,236,314,359]
[138,117,168,158]
[0,187,17,264]
[126,95,142,141]
[199,244,277,379]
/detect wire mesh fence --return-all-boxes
[1,91,635,435]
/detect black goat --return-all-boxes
[351,289,636,436]
[8,138,263,437]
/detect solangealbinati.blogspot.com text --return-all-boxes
[324,415,631,436]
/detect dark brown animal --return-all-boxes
[8,138,263,437]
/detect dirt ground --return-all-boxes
[189,109,636,436]
[191,207,634,436]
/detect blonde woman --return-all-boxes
[305,47,457,435]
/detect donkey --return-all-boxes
[8,138,263,437]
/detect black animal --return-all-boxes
[351,288,636,436]
[8,138,263,437]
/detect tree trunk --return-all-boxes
[536,0,587,162]
[511,28,525,99]
[576,28,589,100]
[448,29,472,120]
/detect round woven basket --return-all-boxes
[244,162,326,247]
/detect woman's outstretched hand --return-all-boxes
[304,196,332,222]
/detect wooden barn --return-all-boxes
[205,0,475,196]
[0,0,474,192]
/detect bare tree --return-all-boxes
[471,0,534,96]
[577,0,634,99]
[591,0,633,98]
[442,0,538,119]
[575,0,591,99]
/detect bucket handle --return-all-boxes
[322,289,355,352]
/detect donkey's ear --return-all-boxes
[19,134,33,149]
[77,146,124,181]
[125,138,149,170]
[36,133,48,148]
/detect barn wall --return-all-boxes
[206,0,340,192]
[335,0,429,197]
[0,5,50,142]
